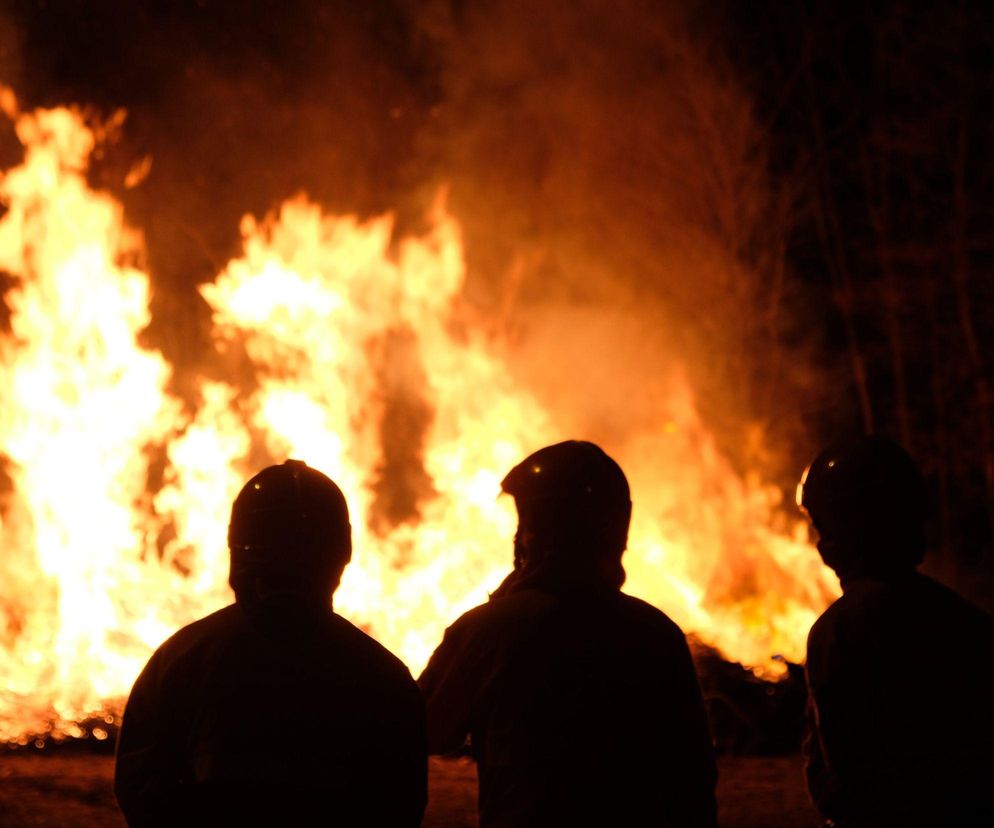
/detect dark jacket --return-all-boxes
[115,602,426,827]
[419,579,718,828]
[805,571,994,827]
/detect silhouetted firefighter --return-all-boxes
[798,436,994,828]
[419,440,718,827]
[115,460,426,827]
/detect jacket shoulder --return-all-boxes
[445,589,557,634]
[328,612,417,686]
[443,590,688,651]
[617,593,687,637]
[151,603,243,662]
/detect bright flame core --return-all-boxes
[0,97,837,741]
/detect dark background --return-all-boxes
[1,0,991,608]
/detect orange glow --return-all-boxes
[0,93,837,741]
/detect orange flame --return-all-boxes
[0,94,837,741]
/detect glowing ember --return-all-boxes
[0,93,837,741]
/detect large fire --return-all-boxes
[0,94,837,742]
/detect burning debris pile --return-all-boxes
[0,89,836,744]
[3,652,808,758]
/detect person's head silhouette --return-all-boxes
[797,435,926,583]
[501,440,632,589]
[227,459,352,609]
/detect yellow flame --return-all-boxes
[0,96,182,737]
[0,93,837,740]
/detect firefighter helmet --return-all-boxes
[228,460,351,588]
[797,436,924,527]
[797,435,926,573]
[502,440,629,506]
[501,440,632,554]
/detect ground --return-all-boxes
[0,753,818,826]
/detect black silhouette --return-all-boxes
[798,436,994,827]
[419,441,718,827]
[114,460,426,827]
